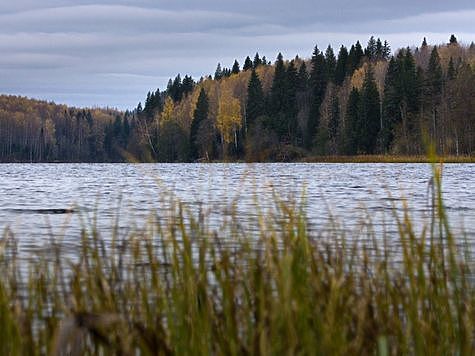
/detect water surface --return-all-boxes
[0,163,473,255]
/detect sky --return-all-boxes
[1,0,474,110]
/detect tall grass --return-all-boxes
[0,164,474,355]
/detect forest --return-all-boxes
[1,35,474,162]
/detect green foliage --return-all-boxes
[246,69,265,132]
[189,88,209,160]
[334,45,348,86]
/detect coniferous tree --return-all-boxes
[347,41,364,76]
[285,60,299,141]
[190,88,209,160]
[422,37,428,48]
[243,56,253,71]
[325,45,337,83]
[253,53,262,68]
[246,69,265,132]
[214,63,223,80]
[307,45,328,148]
[344,88,360,154]
[182,76,194,96]
[359,65,381,154]
[365,36,377,61]
[297,62,309,91]
[334,45,349,86]
[449,34,458,45]
[231,60,240,75]
[270,53,288,140]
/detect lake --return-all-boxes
[0,163,474,257]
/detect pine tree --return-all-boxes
[306,45,328,148]
[243,56,253,71]
[334,45,349,86]
[231,60,240,75]
[246,69,265,132]
[190,88,209,160]
[325,45,337,82]
[449,34,458,45]
[359,65,381,154]
[422,37,428,48]
[182,76,194,96]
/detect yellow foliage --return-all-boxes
[161,97,174,123]
[217,89,242,144]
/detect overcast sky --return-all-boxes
[1,0,474,109]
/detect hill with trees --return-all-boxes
[1,35,474,162]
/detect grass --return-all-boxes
[301,154,475,163]
[0,163,474,355]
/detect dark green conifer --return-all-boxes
[359,65,381,154]
[306,45,328,148]
[253,53,262,68]
[190,88,209,160]
[246,69,265,131]
[231,60,240,75]
[325,45,337,82]
[243,56,253,71]
[334,45,349,86]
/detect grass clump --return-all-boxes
[0,165,474,355]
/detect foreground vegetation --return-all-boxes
[0,164,474,355]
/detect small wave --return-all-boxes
[3,208,76,215]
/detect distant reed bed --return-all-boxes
[0,163,474,355]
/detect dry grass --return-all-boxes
[0,163,474,355]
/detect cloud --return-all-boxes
[0,2,474,109]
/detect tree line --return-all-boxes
[1,35,474,162]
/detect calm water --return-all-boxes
[0,163,474,255]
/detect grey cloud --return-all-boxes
[0,1,474,109]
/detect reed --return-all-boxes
[0,163,474,355]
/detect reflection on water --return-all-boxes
[0,163,474,256]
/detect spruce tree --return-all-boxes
[325,45,337,83]
[231,60,240,75]
[270,53,288,139]
[307,45,327,148]
[344,88,360,154]
[297,62,309,91]
[214,63,223,80]
[190,88,209,160]
[246,69,265,132]
[285,60,299,141]
[365,36,377,61]
[334,45,349,86]
[243,56,253,71]
[359,65,381,154]
[449,34,458,45]
[253,53,262,68]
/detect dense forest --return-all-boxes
[1,35,474,162]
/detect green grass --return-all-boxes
[0,163,474,355]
